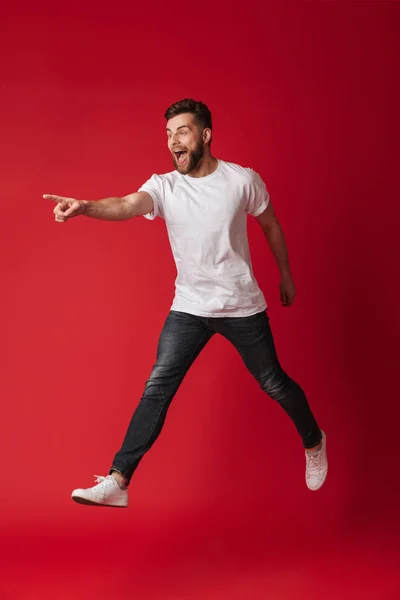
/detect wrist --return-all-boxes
[280,269,292,278]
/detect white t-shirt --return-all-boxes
[138,159,269,317]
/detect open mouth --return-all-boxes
[174,150,188,166]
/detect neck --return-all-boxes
[187,154,218,178]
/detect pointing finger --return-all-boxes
[43,194,69,203]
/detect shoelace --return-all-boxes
[94,475,114,486]
[306,451,323,475]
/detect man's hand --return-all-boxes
[280,272,296,307]
[44,194,87,223]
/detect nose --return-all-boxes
[169,132,180,148]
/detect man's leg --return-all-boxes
[71,311,214,506]
[211,310,327,490]
[110,311,214,484]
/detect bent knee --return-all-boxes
[258,369,291,400]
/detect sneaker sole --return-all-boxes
[72,495,127,508]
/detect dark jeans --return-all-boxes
[111,309,322,484]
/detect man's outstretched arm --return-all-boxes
[43,191,153,222]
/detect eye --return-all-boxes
[180,131,187,136]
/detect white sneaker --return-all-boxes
[305,431,328,491]
[72,475,128,507]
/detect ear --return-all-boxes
[203,128,212,144]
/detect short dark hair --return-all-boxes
[164,98,212,131]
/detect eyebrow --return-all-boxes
[166,125,190,132]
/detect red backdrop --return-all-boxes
[1,2,399,598]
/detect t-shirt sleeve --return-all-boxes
[138,174,165,220]
[244,169,270,217]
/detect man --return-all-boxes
[45,99,328,508]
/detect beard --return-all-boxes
[172,138,205,175]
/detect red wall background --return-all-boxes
[1,2,399,598]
